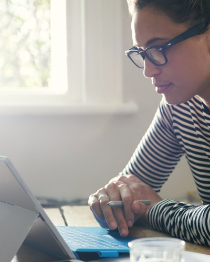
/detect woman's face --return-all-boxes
[131,7,210,105]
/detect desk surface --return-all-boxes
[12,205,210,261]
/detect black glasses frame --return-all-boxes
[125,19,210,68]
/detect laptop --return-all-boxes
[0,156,134,261]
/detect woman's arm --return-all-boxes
[120,99,184,192]
[89,100,184,236]
[146,199,210,246]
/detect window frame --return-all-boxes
[0,0,137,115]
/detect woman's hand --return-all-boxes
[88,174,162,236]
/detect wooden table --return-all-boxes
[12,205,210,261]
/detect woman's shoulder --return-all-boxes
[156,96,204,127]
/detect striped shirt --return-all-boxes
[121,96,210,245]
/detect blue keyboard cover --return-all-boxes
[56,226,134,257]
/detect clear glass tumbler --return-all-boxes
[129,237,185,262]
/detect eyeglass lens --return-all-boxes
[129,52,144,68]
[146,48,166,65]
[130,48,166,68]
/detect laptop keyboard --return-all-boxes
[56,226,130,250]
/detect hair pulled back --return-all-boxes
[127,0,210,26]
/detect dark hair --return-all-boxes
[127,0,210,27]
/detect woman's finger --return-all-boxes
[117,182,135,228]
[105,182,129,236]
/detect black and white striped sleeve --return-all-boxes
[120,99,184,192]
[148,199,210,246]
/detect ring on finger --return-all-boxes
[98,194,109,202]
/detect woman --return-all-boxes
[89,0,210,246]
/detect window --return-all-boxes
[0,0,137,114]
[1,0,51,89]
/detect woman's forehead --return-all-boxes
[131,8,188,48]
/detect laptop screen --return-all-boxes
[0,156,74,260]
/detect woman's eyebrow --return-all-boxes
[145,37,168,47]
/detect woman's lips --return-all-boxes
[154,83,172,94]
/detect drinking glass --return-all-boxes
[129,237,185,262]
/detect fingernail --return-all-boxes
[110,221,117,229]
[120,228,127,236]
[127,221,133,227]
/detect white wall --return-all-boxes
[0,1,196,203]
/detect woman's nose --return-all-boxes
[143,57,161,78]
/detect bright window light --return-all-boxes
[0,0,67,95]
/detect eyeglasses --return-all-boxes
[125,19,210,69]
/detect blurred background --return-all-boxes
[0,0,197,206]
